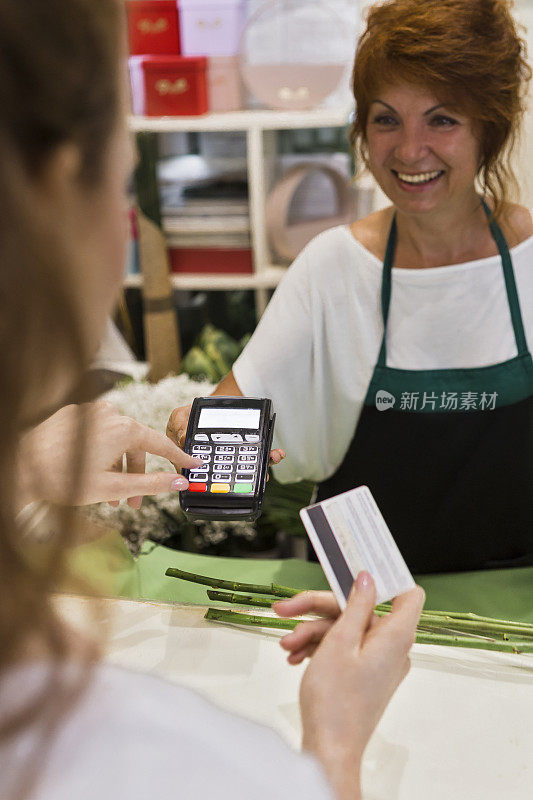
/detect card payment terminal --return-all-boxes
[179,396,276,521]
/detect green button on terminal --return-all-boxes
[234,483,253,493]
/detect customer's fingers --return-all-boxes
[133,422,203,470]
[328,571,377,649]
[384,586,426,642]
[274,591,340,619]
[280,618,334,653]
[96,471,190,503]
[286,643,317,665]
[126,450,146,509]
[108,456,123,507]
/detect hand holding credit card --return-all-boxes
[300,485,415,607]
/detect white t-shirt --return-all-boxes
[0,663,332,800]
[233,224,533,483]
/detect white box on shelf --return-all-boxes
[179,0,246,57]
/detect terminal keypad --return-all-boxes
[188,437,260,495]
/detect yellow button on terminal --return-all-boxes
[210,483,230,493]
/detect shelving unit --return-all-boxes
[128,106,353,316]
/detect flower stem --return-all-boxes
[169,567,533,654]
[407,607,533,632]
[375,609,533,640]
[205,608,299,630]
[207,590,275,608]
[205,608,533,653]
[414,631,533,654]
[165,567,300,598]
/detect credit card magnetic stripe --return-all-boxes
[304,506,354,602]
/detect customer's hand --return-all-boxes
[166,403,286,466]
[274,590,341,664]
[298,573,425,800]
[16,402,204,510]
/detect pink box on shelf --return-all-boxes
[129,55,208,116]
[178,0,246,57]
[208,56,243,112]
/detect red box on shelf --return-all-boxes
[129,55,208,116]
[126,1,181,56]
[168,248,253,274]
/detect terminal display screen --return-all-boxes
[198,407,261,430]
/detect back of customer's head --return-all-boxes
[0,0,123,793]
[350,0,531,216]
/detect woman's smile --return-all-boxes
[392,169,446,192]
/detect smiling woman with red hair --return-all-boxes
[0,2,424,800]
[170,0,533,578]
[351,0,530,217]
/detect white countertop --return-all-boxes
[56,594,533,800]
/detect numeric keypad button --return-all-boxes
[192,445,212,453]
[189,472,209,482]
[239,445,258,454]
[215,446,235,454]
[238,455,257,463]
[214,455,234,463]
[212,473,232,482]
[236,464,255,473]
[235,473,254,483]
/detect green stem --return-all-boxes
[414,631,533,654]
[207,590,275,609]
[166,567,278,596]
[271,583,300,598]
[205,608,298,630]
[377,602,533,632]
[165,568,301,599]
[412,608,533,631]
[170,567,533,649]
[205,608,533,653]
[376,609,533,640]
[416,624,497,643]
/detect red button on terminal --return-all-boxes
[189,483,207,492]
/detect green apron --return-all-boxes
[317,203,533,573]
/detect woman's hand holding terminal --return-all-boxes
[166,371,286,467]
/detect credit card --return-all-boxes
[300,485,415,607]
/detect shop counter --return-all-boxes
[57,531,533,800]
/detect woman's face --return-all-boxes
[365,82,480,217]
[41,66,136,368]
[72,110,136,357]
[27,74,135,416]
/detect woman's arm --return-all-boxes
[213,370,243,398]
[299,575,425,800]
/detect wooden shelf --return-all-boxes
[124,265,287,291]
[131,106,353,316]
[129,106,352,133]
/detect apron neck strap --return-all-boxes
[377,200,528,367]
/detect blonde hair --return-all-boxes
[0,1,122,796]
